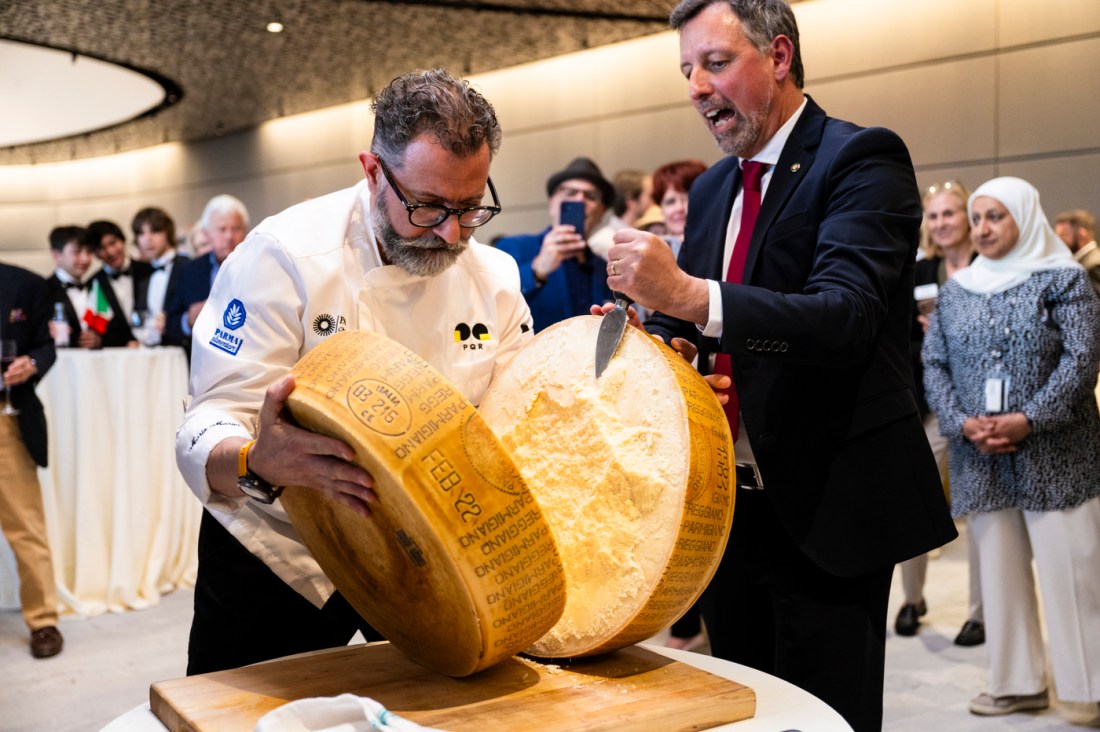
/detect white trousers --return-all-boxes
[971,496,1100,701]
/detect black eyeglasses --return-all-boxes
[377,157,501,228]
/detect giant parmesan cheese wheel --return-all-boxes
[479,315,735,658]
[281,330,566,677]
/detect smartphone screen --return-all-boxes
[559,200,587,238]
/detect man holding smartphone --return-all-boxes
[494,157,615,332]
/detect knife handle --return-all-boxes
[612,291,633,308]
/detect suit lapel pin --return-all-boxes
[790,163,801,173]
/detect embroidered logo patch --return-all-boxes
[222,299,246,330]
[210,327,243,355]
[312,313,346,337]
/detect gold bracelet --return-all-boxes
[238,439,256,478]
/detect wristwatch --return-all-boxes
[237,439,284,504]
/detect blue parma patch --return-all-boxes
[210,327,243,356]
[223,299,246,330]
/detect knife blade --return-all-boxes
[594,292,632,378]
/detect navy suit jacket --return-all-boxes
[646,97,956,576]
[0,263,57,466]
[164,252,215,352]
[495,228,613,333]
[45,272,135,348]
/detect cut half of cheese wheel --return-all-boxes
[479,315,735,659]
[281,330,566,677]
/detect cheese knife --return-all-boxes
[594,292,633,378]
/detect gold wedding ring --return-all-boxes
[611,261,618,276]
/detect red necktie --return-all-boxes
[713,160,767,439]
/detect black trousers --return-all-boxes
[187,508,383,676]
[701,489,893,732]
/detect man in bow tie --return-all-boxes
[44,226,134,349]
[131,208,190,348]
[87,219,150,328]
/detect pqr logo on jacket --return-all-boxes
[454,322,491,350]
[210,298,247,356]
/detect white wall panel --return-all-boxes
[798,0,997,79]
[1000,151,1100,217]
[809,57,998,167]
[999,0,1100,46]
[998,38,1100,156]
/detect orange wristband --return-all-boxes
[238,439,256,478]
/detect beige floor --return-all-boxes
[1,520,1097,732]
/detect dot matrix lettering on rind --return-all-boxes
[283,330,566,676]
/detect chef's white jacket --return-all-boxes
[176,180,534,606]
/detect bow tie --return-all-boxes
[107,267,131,280]
[65,281,90,292]
[151,262,167,272]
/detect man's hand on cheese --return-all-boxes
[207,376,377,516]
[588,302,643,330]
[666,337,730,406]
[253,375,377,515]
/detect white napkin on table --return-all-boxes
[254,694,449,732]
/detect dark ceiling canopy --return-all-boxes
[0,0,675,165]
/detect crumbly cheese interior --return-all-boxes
[479,317,689,657]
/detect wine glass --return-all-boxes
[1,340,18,416]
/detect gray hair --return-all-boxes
[670,0,805,89]
[370,69,502,166]
[199,194,250,232]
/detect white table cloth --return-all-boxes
[0,347,200,616]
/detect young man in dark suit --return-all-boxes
[45,226,135,349]
[602,1,957,729]
[0,262,63,658]
[132,207,189,347]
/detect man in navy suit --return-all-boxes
[604,1,956,729]
[0,262,63,658]
[164,195,249,356]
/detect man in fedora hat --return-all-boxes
[494,157,615,332]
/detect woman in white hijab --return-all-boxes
[922,176,1100,719]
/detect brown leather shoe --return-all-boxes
[30,626,63,658]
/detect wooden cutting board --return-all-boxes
[151,642,755,731]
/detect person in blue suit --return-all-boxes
[494,157,614,332]
[164,195,249,357]
[602,2,957,729]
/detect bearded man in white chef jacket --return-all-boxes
[176,69,533,675]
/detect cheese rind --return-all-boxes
[283,330,566,677]
[479,315,735,658]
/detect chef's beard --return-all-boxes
[371,191,469,278]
